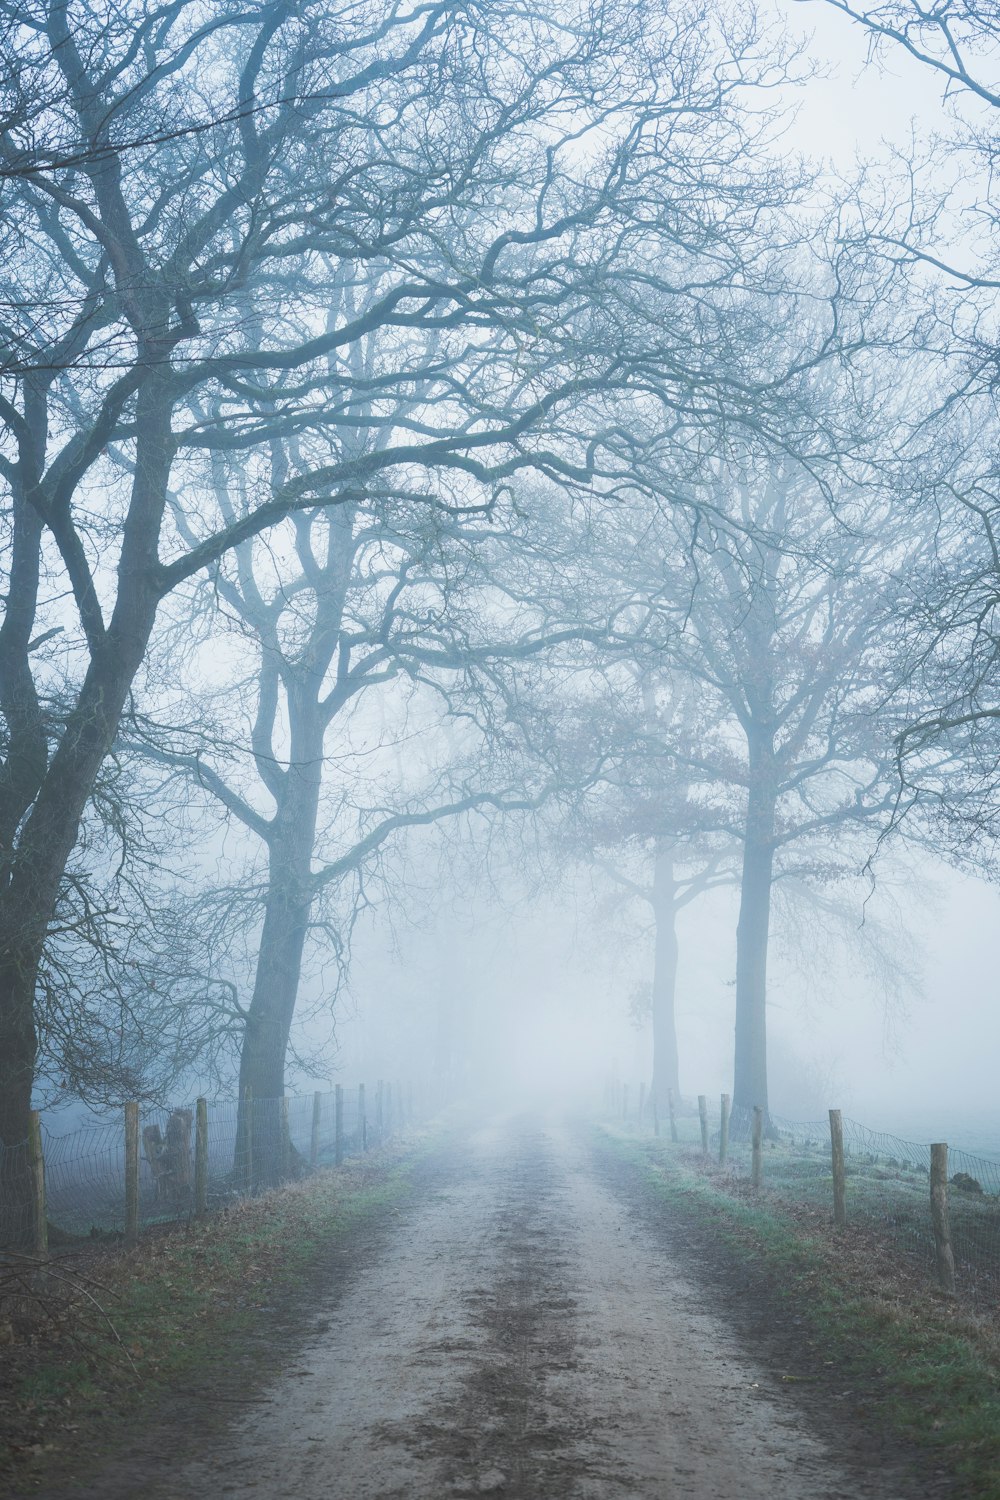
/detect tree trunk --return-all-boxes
[0,658,156,1237]
[234,703,324,1184]
[0,381,172,1241]
[732,741,777,1116]
[650,840,681,1109]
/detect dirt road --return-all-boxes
[69,1117,931,1499]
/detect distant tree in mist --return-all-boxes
[498,360,925,1114]
[546,672,739,1107]
[661,457,921,1115]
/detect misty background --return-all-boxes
[6,0,1000,1178]
[274,5,1000,1148]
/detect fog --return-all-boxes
[314,836,999,1148]
[5,0,1000,1174]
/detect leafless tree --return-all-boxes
[815,3,1000,858]
[0,0,809,1174]
[130,435,600,1176]
[538,664,739,1105]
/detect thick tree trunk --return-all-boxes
[234,704,324,1185]
[0,660,155,1238]
[0,957,37,1243]
[234,880,313,1187]
[732,742,777,1116]
[229,508,357,1183]
[0,381,172,1241]
[650,841,681,1109]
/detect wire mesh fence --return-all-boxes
[0,1078,427,1248]
[605,1081,1000,1305]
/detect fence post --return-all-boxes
[244,1085,254,1193]
[281,1097,290,1180]
[719,1093,730,1167]
[335,1084,344,1166]
[638,1081,646,1124]
[698,1095,709,1155]
[195,1098,208,1217]
[28,1110,47,1255]
[930,1143,956,1295]
[310,1092,322,1169]
[751,1106,764,1189]
[829,1108,846,1228]
[125,1101,139,1243]
[376,1080,384,1142]
[652,1093,660,1138]
[667,1088,679,1144]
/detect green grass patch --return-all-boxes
[599,1125,1000,1499]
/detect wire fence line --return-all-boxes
[0,1079,424,1250]
[605,1080,1000,1305]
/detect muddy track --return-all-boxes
[36,1116,948,1499]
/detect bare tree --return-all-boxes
[545,672,738,1106]
[659,458,917,1115]
[503,406,920,1118]
[0,0,817,1231]
[132,447,586,1176]
[814,2,1000,864]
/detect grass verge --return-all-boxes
[0,1132,432,1494]
[599,1124,1000,1500]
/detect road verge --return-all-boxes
[597,1124,1000,1499]
[1,1133,430,1495]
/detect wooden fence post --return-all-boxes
[124,1101,139,1243]
[930,1143,956,1295]
[335,1084,344,1166]
[310,1092,322,1169]
[719,1093,731,1167]
[195,1098,208,1217]
[280,1097,290,1180]
[698,1095,709,1155]
[359,1083,367,1151]
[638,1081,646,1124]
[829,1109,846,1228]
[667,1088,679,1144]
[751,1106,764,1189]
[28,1110,46,1255]
[244,1085,254,1193]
